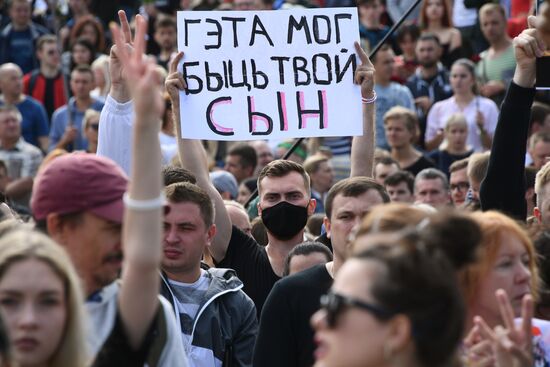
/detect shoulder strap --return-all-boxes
[28,69,40,96]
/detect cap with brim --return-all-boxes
[31,153,128,223]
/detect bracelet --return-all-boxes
[362,91,377,104]
[123,192,166,210]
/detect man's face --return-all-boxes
[252,141,274,169]
[530,140,550,170]
[385,181,414,203]
[0,111,21,142]
[38,42,61,69]
[416,39,441,69]
[359,0,383,24]
[9,1,30,27]
[325,190,385,262]
[154,26,177,51]
[480,10,507,45]
[258,171,315,230]
[226,204,252,236]
[449,168,469,206]
[56,212,122,295]
[225,155,251,183]
[373,48,395,83]
[70,71,94,100]
[311,161,334,193]
[385,118,413,149]
[0,68,23,96]
[374,163,399,185]
[415,178,449,207]
[163,201,214,275]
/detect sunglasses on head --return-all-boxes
[320,291,394,328]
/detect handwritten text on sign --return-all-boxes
[177,8,362,141]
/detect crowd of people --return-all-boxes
[0,0,550,366]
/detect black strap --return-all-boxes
[27,69,40,96]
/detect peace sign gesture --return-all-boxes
[110,13,163,120]
[474,290,534,367]
[354,41,375,99]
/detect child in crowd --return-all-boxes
[428,113,473,175]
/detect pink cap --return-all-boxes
[31,153,128,223]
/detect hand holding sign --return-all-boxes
[354,41,375,99]
[166,51,186,108]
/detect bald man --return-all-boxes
[0,63,49,151]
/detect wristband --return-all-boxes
[362,91,377,104]
[123,192,166,210]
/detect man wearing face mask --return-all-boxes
[166,44,377,315]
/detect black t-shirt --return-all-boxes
[217,226,280,315]
[253,264,333,367]
[404,155,436,177]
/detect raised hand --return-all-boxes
[474,290,534,367]
[165,52,186,107]
[513,15,547,87]
[110,14,163,121]
[110,11,134,86]
[354,41,375,99]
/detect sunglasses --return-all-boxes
[320,291,394,328]
[89,123,99,131]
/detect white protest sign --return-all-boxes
[177,8,362,141]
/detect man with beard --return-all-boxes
[406,34,453,147]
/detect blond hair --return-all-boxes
[0,229,89,367]
[536,161,550,207]
[444,113,468,132]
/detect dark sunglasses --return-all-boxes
[89,123,99,131]
[320,291,394,328]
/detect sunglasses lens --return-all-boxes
[90,123,99,130]
[321,293,341,328]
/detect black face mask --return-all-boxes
[261,201,309,241]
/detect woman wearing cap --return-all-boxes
[0,228,88,367]
[311,212,481,367]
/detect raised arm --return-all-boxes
[350,42,376,178]
[480,16,544,220]
[96,10,135,174]
[165,54,233,263]
[111,17,164,350]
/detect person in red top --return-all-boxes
[23,35,67,121]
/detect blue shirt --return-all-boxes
[9,29,35,74]
[0,96,49,148]
[49,98,104,152]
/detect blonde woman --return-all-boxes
[0,229,88,367]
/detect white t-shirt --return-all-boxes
[426,96,499,152]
